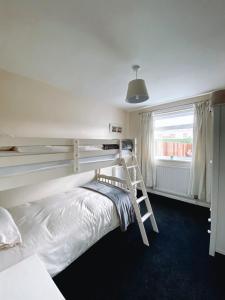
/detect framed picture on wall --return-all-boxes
[109,123,123,134]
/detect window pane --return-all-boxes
[154,110,193,161]
[155,115,194,129]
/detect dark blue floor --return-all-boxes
[54,193,225,300]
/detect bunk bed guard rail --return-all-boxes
[0,137,136,191]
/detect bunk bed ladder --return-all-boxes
[121,155,159,246]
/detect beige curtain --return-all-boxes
[189,101,212,202]
[138,112,156,188]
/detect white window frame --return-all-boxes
[153,108,194,164]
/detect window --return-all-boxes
[153,109,194,161]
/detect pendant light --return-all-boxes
[126,65,149,104]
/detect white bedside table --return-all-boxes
[0,255,65,300]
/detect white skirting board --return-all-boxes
[216,248,225,256]
[143,188,210,208]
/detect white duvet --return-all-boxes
[0,188,119,277]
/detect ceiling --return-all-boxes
[0,0,225,110]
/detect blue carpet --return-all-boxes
[54,193,225,300]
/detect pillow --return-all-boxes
[0,207,22,249]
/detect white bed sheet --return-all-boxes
[0,188,119,277]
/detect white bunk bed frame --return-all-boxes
[0,136,158,246]
[0,137,134,191]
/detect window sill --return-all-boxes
[156,158,191,163]
[155,158,191,167]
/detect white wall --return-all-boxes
[0,69,129,208]
[0,69,129,139]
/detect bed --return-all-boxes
[0,138,143,276]
[0,187,119,277]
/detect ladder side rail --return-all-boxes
[133,156,159,233]
[121,158,150,246]
[134,155,153,210]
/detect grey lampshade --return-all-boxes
[126,79,149,104]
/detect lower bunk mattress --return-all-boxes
[0,187,119,277]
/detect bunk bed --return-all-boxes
[0,138,137,276]
[0,137,158,276]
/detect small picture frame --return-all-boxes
[109,123,123,134]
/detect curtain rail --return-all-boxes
[137,94,210,115]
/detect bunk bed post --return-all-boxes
[132,138,137,196]
[119,139,122,161]
[133,138,137,157]
[74,139,79,172]
[95,169,100,180]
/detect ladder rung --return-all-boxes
[131,180,142,186]
[141,212,152,223]
[127,164,138,169]
[121,156,159,245]
[137,196,147,204]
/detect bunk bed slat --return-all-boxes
[0,164,74,191]
[0,137,73,147]
[79,149,119,158]
[79,139,119,146]
[79,159,120,172]
[0,153,73,168]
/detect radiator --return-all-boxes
[155,165,190,197]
